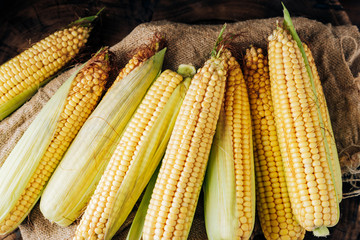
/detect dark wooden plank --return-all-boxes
[0,0,156,64]
[0,0,351,64]
[341,0,360,29]
[152,0,351,25]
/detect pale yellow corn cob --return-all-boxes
[142,32,231,239]
[268,13,341,235]
[244,46,305,240]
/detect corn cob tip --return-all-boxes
[152,32,166,51]
[83,47,110,75]
[177,64,196,78]
[129,33,167,64]
[313,226,330,237]
[92,46,110,59]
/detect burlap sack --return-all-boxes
[0,17,359,239]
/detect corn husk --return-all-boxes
[204,109,238,240]
[40,48,166,226]
[0,62,86,228]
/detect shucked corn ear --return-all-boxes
[0,13,99,120]
[142,26,230,240]
[74,65,194,240]
[244,46,305,240]
[0,48,110,235]
[267,6,342,236]
[124,65,196,240]
[40,48,166,226]
[204,57,255,240]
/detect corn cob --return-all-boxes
[40,48,166,227]
[74,66,194,240]
[0,13,98,120]
[142,26,230,240]
[204,57,255,240]
[267,6,342,236]
[124,65,196,240]
[244,46,305,240]
[0,48,110,235]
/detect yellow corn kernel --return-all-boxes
[0,48,110,235]
[244,46,305,240]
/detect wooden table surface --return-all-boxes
[0,0,359,239]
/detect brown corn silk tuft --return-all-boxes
[112,33,166,86]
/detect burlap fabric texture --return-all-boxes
[0,17,359,239]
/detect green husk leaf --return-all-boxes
[104,76,191,240]
[125,165,160,240]
[0,63,85,232]
[69,7,105,28]
[203,108,238,240]
[40,48,166,227]
[282,3,341,234]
